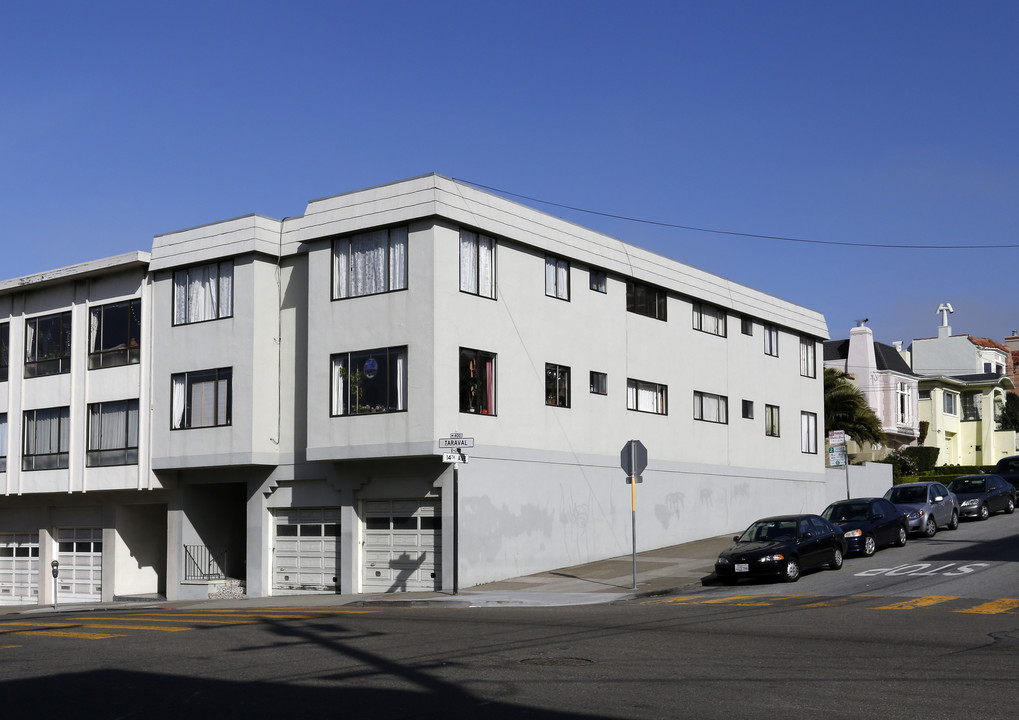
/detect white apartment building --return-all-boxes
[1,174,829,604]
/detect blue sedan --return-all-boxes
[821,497,908,556]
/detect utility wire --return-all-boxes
[455,178,1019,250]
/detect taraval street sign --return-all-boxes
[439,437,474,449]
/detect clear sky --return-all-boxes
[4,1,1017,347]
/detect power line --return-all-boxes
[456,178,1019,250]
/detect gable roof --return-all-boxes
[823,338,917,376]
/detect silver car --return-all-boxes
[883,481,959,537]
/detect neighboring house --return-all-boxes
[1003,330,1019,396]
[0,174,830,605]
[909,307,1017,466]
[823,321,920,461]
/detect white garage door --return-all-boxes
[273,508,340,591]
[56,527,103,602]
[0,533,39,605]
[363,500,441,592]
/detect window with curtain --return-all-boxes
[332,227,408,299]
[590,371,608,395]
[0,413,7,472]
[459,229,496,298]
[589,269,607,293]
[741,316,754,335]
[545,256,569,300]
[545,363,570,407]
[22,406,70,470]
[171,368,232,429]
[87,399,139,466]
[765,404,780,437]
[89,298,141,369]
[694,391,728,423]
[764,325,779,357]
[897,382,912,425]
[626,379,668,414]
[172,260,233,325]
[24,311,72,378]
[799,337,816,377]
[801,412,817,454]
[459,348,496,414]
[330,346,408,416]
[0,322,8,382]
[626,280,667,321]
[692,302,727,337]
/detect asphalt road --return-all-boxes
[2,513,1018,720]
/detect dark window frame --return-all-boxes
[89,298,142,370]
[545,363,571,407]
[87,399,140,467]
[24,311,72,378]
[626,280,667,321]
[170,367,233,430]
[330,346,409,416]
[22,406,71,470]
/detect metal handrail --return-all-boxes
[183,544,227,581]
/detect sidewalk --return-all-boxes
[2,535,734,615]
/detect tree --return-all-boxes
[823,367,886,448]
[1000,392,1019,433]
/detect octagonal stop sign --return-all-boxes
[620,439,647,479]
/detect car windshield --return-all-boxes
[823,503,870,522]
[887,486,927,504]
[949,478,985,494]
[739,520,797,543]
[996,460,1019,474]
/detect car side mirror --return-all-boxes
[872,513,883,520]
[801,531,812,539]
[733,536,740,542]
[933,496,944,503]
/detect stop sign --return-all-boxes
[620,440,647,477]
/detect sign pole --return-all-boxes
[453,461,459,595]
[620,440,646,590]
[630,468,637,590]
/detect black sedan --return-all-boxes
[714,514,846,584]
[947,474,1016,520]
[821,497,908,556]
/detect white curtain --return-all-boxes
[89,308,101,353]
[0,414,7,459]
[188,264,215,322]
[801,412,817,453]
[478,234,494,298]
[460,230,478,293]
[192,379,213,427]
[171,375,186,428]
[218,261,233,317]
[29,408,66,455]
[389,227,408,291]
[332,356,347,415]
[351,231,387,296]
[627,381,637,410]
[173,270,188,324]
[638,383,657,413]
[545,256,557,296]
[24,320,35,362]
[333,240,349,298]
[216,376,229,425]
[90,402,128,451]
[395,348,407,411]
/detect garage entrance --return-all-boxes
[272,508,340,592]
[0,532,39,605]
[56,527,103,602]
[363,499,441,592]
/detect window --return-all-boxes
[693,391,728,424]
[332,227,408,299]
[171,368,232,429]
[626,281,667,321]
[460,348,496,415]
[0,413,6,472]
[545,256,569,300]
[897,382,912,425]
[0,322,8,382]
[764,325,779,357]
[742,400,754,419]
[919,388,932,400]
[961,391,981,421]
[765,405,780,437]
[25,311,72,378]
[590,371,607,395]
[330,346,407,416]
[459,229,496,298]
[741,316,753,335]
[89,299,141,369]
[801,412,817,453]
[692,303,726,337]
[173,260,233,324]
[799,337,816,378]
[589,269,607,293]
[23,406,70,470]
[627,379,667,414]
[943,391,958,416]
[87,400,139,466]
[545,363,570,407]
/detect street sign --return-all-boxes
[440,437,474,449]
[620,440,647,477]
[828,430,846,446]
[828,445,847,467]
[442,452,469,464]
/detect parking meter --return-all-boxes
[51,560,59,609]
[51,560,59,578]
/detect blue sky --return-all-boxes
[3,1,1018,347]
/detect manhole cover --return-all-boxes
[519,657,595,667]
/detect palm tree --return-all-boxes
[824,367,886,448]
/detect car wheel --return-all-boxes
[948,511,959,530]
[782,558,801,582]
[861,535,876,557]
[924,516,937,537]
[829,547,844,570]
[1007,498,1015,515]
[894,525,908,547]
[979,504,989,520]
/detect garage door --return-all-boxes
[56,527,103,602]
[273,508,340,591]
[363,500,441,592]
[0,533,39,605]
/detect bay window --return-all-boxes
[173,260,233,325]
[331,346,408,416]
[459,229,496,298]
[332,227,408,299]
[460,348,496,414]
[171,368,232,429]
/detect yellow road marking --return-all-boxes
[803,595,879,607]
[99,616,258,625]
[954,598,1019,615]
[0,621,190,632]
[872,596,959,610]
[9,630,124,640]
[2,644,22,649]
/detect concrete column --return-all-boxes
[38,525,56,606]
[341,503,359,594]
[101,505,117,602]
[245,477,272,598]
[165,486,183,601]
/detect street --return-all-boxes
[2,513,1018,720]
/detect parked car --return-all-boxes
[992,455,1019,492]
[714,514,846,584]
[946,474,1016,520]
[883,481,959,537]
[821,497,908,556]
